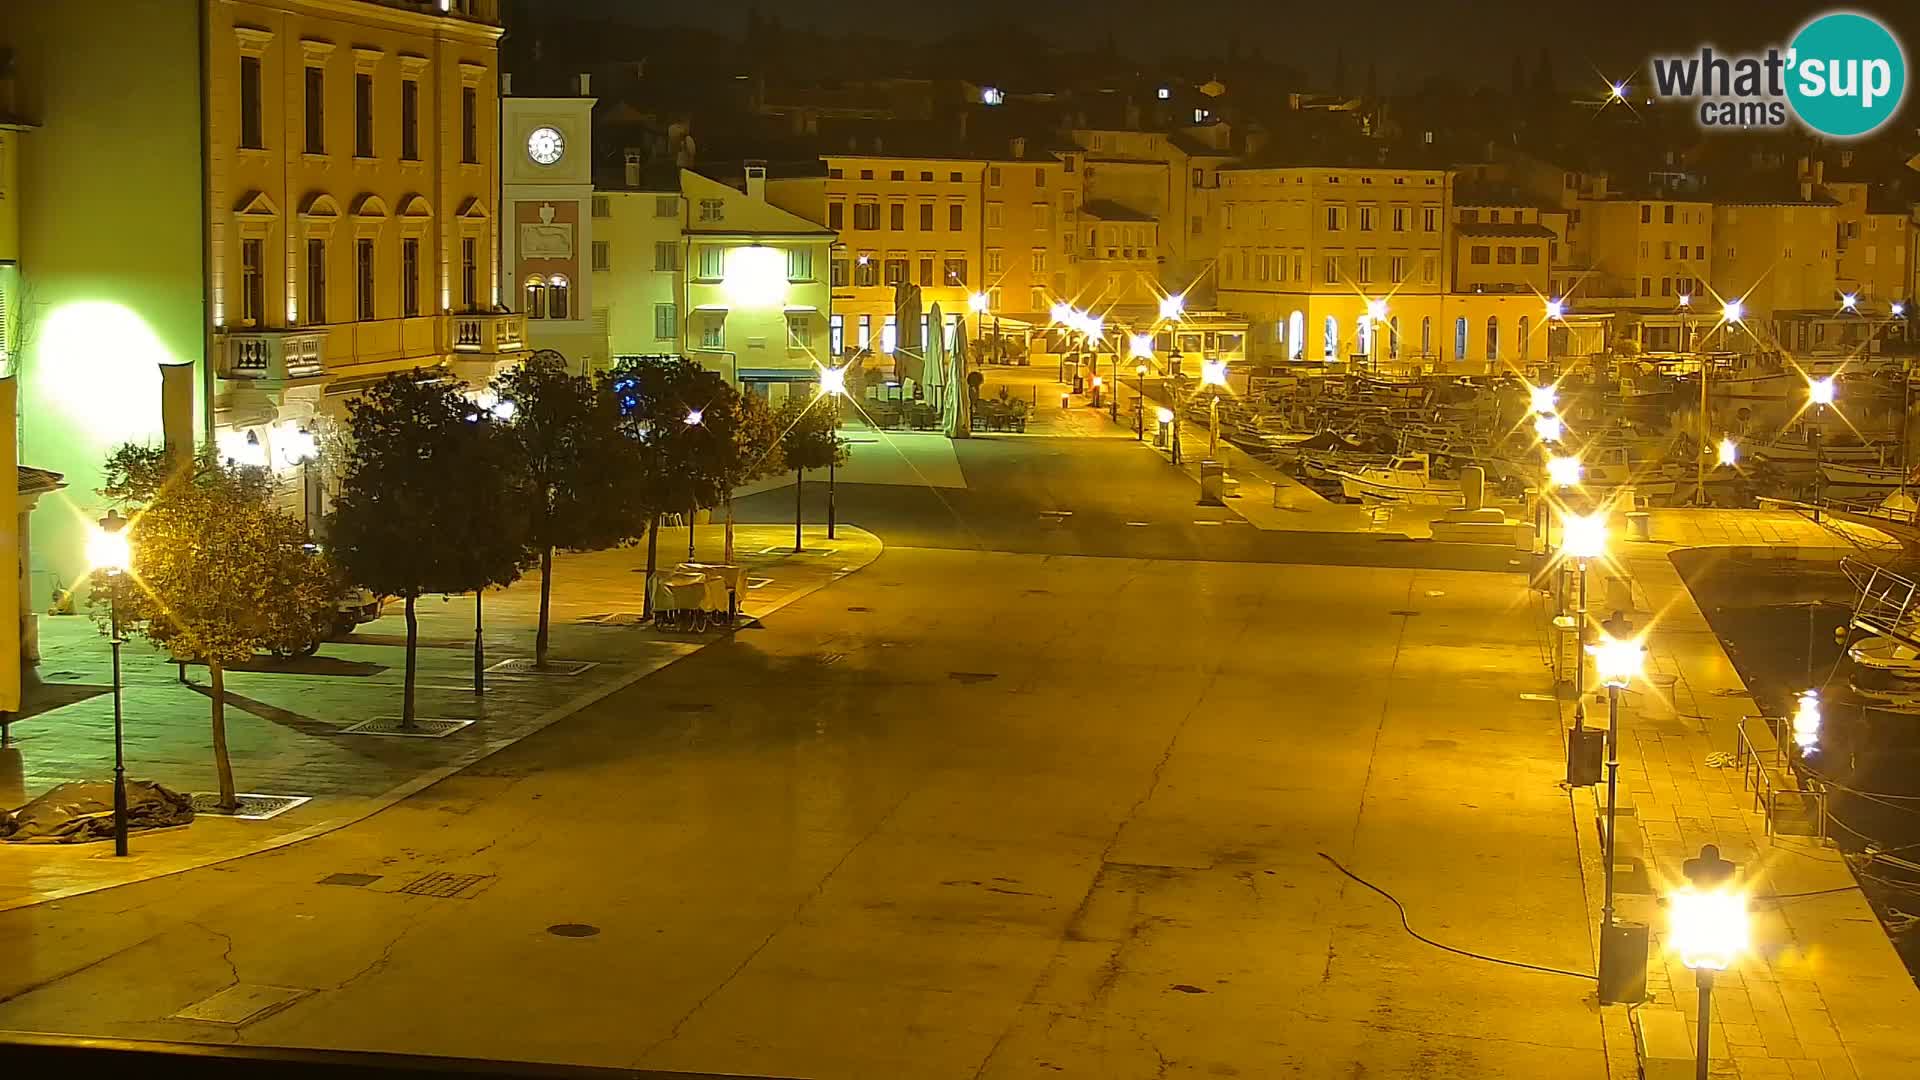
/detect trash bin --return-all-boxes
[1198,459,1225,506]
[1627,511,1651,541]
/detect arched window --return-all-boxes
[1354,316,1368,356]
[524,275,547,319]
[1421,316,1432,357]
[1485,316,1500,361]
[1289,310,1304,360]
[1388,316,1400,360]
[1454,317,1467,359]
[1323,315,1338,360]
[548,274,571,320]
[1518,315,1531,360]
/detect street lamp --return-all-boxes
[1841,293,1858,313]
[1587,631,1644,1001]
[1721,298,1744,324]
[968,291,990,315]
[1672,844,1745,1080]
[684,408,705,559]
[1809,377,1835,519]
[1791,689,1822,757]
[819,366,847,540]
[1717,437,1738,467]
[1200,358,1228,458]
[1546,298,1566,320]
[1547,454,1581,489]
[88,510,133,857]
[1157,406,1181,463]
[1529,383,1557,415]
[1159,293,1185,320]
[1534,413,1564,443]
[1561,512,1607,724]
[1365,298,1388,371]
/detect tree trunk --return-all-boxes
[643,513,660,618]
[724,488,736,564]
[535,543,553,668]
[209,661,237,811]
[795,467,804,552]
[402,593,418,730]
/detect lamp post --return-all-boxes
[685,408,705,559]
[820,366,846,540]
[1366,298,1388,372]
[1201,358,1228,459]
[1588,631,1644,1001]
[1672,844,1745,1080]
[1561,512,1608,726]
[88,510,133,857]
[1134,361,1149,439]
[1808,376,1835,521]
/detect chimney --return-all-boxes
[577,72,592,96]
[1814,159,1825,185]
[1010,136,1026,159]
[501,72,513,96]
[625,150,642,188]
[744,160,767,202]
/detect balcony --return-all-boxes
[217,328,329,383]
[451,311,527,356]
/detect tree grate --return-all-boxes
[190,793,310,820]
[318,872,382,887]
[486,658,595,676]
[397,871,493,899]
[172,984,310,1026]
[342,716,474,739]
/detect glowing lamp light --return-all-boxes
[1546,298,1565,320]
[1792,689,1822,754]
[1808,376,1836,407]
[1721,298,1744,324]
[721,245,788,309]
[1587,635,1645,689]
[1609,82,1627,101]
[1528,384,1557,415]
[1718,437,1738,467]
[968,291,990,314]
[1559,512,1608,561]
[981,86,1004,105]
[818,366,847,397]
[1841,293,1859,312]
[1130,333,1154,359]
[685,408,704,426]
[1534,413,1564,443]
[1159,294,1186,320]
[1894,302,1907,317]
[1135,362,1148,377]
[1050,301,1073,325]
[1084,315,1105,343]
[276,423,319,467]
[1678,293,1692,308]
[1669,883,1749,972]
[1547,454,1581,488]
[217,428,269,469]
[1365,298,1388,322]
[1156,407,1175,424]
[1200,359,1228,387]
[88,511,131,573]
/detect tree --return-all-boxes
[772,393,848,552]
[331,371,525,726]
[722,391,784,563]
[492,351,637,666]
[94,445,336,810]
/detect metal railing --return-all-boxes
[1734,716,1829,843]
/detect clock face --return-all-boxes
[527,126,565,166]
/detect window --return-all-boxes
[654,303,677,341]
[654,241,678,271]
[828,167,843,179]
[918,203,934,230]
[1392,207,1406,231]
[400,79,419,160]
[860,169,873,180]
[950,171,963,182]
[787,247,814,281]
[787,314,811,349]
[1664,204,1675,224]
[828,203,844,230]
[304,67,325,154]
[354,73,374,157]
[890,203,905,230]
[1521,247,1540,265]
[1660,277,1671,296]
[1422,206,1437,231]
[857,314,871,350]
[1356,256,1372,282]
[460,86,477,163]
[1390,256,1406,283]
[700,316,724,349]
[1454,317,1467,359]
[592,240,611,272]
[1191,215,1202,236]
[1641,277,1652,297]
[241,238,264,324]
[1421,254,1437,283]
[1518,316,1530,360]
[1695,245,1706,260]
[1420,316,1432,356]
[1031,287,1047,311]
[1289,311,1304,360]
[1461,209,1478,223]
[830,257,849,286]
[524,276,546,319]
[1662,241,1673,259]
[890,169,904,181]
[694,246,727,281]
[829,314,844,354]
[985,248,1003,275]
[883,257,908,285]
[401,238,420,316]
[1639,241,1649,258]
[986,203,1004,228]
[1641,205,1651,224]
[699,199,725,223]
[919,171,933,182]
[854,255,877,287]
[1359,206,1375,231]
[988,166,1001,187]
[881,316,897,354]
[1030,249,1046,273]
[1470,246,1490,265]
[853,202,879,230]
[591,195,610,218]
[1488,211,1501,224]
[1388,317,1399,360]
[1496,246,1516,264]
[1323,256,1339,283]
[547,275,569,320]
[944,258,967,286]
[949,204,964,230]
[1325,206,1344,231]
[917,256,933,286]
[355,241,375,319]
[240,57,263,149]
[1485,316,1499,361]
[461,238,477,310]
[655,196,678,218]
[1323,315,1338,359]
[305,238,327,323]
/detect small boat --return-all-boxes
[1333,453,1467,507]
[1753,424,1896,464]
[1849,634,1920,677]
[1820,461,1914,486]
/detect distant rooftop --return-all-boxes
[1081,199,1157,223]
[1455,222,1557,239]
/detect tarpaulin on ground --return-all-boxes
[0,780,195,843]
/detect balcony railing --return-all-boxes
[451,311,527,355]
[217,328,328,382]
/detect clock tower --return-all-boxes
[501,77,598,368]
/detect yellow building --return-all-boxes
[596,159,684,361]
[1711,194,1839,337]
[1829,179,1909,309]
[1071,125,1232,312]
[1577,197,1714,310]
[5,0,514,600]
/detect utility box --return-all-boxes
[1198,460,1226,506]
[1600,920,1649,1004]
[1567,724,1604,786]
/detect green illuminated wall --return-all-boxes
[3,0,207,605]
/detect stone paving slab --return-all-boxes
[0,524,882,911]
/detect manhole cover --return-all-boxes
[172,983,309,1025]
[318,872,381,887]
[342,716,474,739]
[547,923,600,938]
[1388,610,1422,617]
[397,872,494,899]
[948,671,998,684]
[486,659,596,676]
[847,606,871,612]
[190,793,311,820]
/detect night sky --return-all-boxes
[564,0,1919,87]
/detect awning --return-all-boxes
[737,368,819,382]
